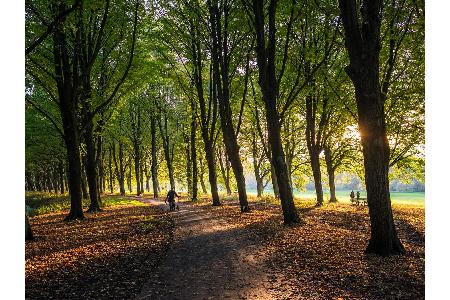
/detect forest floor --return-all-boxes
[26,194,424,300]
[137,196,424,300]
[25,197,174,299]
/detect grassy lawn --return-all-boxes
[25,192,145,216]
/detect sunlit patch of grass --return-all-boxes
[26,194,146,216]
[101,197,146,207]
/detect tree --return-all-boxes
[338,0,405,255]
[26,0,139,219]
[207,0,250,212]
[246,0,300,224]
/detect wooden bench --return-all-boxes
[350,197,367,206]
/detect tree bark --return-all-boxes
[127,163,132,193]
[199,156,208,194]
[63,132,84,219]
[338,0,404,255]
[305,95,324,206]
[185,137,192,197]
[80,158,89,200]
[51,166,59,194]
[218,147,232,196]
[131,107,142,196]
[140,163,144,194]
[108,147,114,193]
[204,143,220,205]
[34,172,41,191]
[25,171,34,191]
[251,0,299,224]
[190,111,198,201]
[208,0,249,212]
[145,161,150,193]
[133,143,141,196]
[324,146,337,202]
[190,21,220,206]
[98,135,105,194]
[59,161,65,194]
[150,118,159,198]
[159,113,176,191]
[251,133,264,197]
[46,169,53,193]
[59,91,84,219]
[112,141,126,196]
[84,120,101,212]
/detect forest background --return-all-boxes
[0,1,448,298]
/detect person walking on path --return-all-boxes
[165,189,180,211]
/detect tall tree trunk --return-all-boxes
[186,140,192,197]
[63,128,84,219]
[59,161,65,194]
[51,4,85,220]
[269,153,280,199]
[251,0,300,224]
[97,135,105,194]
[25,171,35,191]
[59,89,84,219]
[251,133,263,197]
[145,162,150,193]
[218,148,232,196]
[191,24,220,206]
[108,147,114,193]
[151,118,159,198]
[127,163,132,193]
[46,169,53,193]
[267,111,300,224]
[199,156,208,194]
[52,166,59,194]
[338,0,404,255]
[190,112,198,201]
[131,107,142,196]
[305,95,324,206]
[134,142,141,196]
[159,114,176,191]
[324,146,337,203]
[34,172,41,191]
[308,145,324,206]
[84,120,101,212]
[80,159,89,200]
[204,143,220,205]
[112,141,126,196]
[208,0,249,211]
[140,164,144,195]
[224,159,232,196]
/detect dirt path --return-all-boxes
[136,198,283,300]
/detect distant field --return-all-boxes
[246,188,424,205]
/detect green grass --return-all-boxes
[25,192,145,216]
[246,189,424,205]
